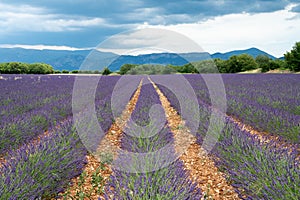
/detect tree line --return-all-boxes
[118,55,288,75]
[0,62,113,75]
[0,62,54,74]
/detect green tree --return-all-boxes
[102,67,112,75]
[119,64,137,75]
[193,60,219,73]
[71,70,79,74]
[214,58,229,73]
[270,59,287,70]
[284,42,300,72]
[28,63,54,74]
[0,62,54,74]
[227,54,258,73]
[162,66,175,74]
[62,70,69,74]
[129,67,138,75]
[255,55,271,72]
[0,63,5,73]
[174,63,198,73]
[227,56,240,73]
[169,65,181,72]
[5,62,28,74]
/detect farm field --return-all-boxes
[0,74,299,199]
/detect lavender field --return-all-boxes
[0,74,299,199]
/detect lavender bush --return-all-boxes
[154,74,300,199]
[0,120,87,199]
[0,75,123,198]
[105,82,202,199]
[213,121,299,199]
[183,74,300,144]
[0,75,120,155]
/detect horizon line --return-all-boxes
[0,44,280,57]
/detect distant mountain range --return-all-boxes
[0,47,277,71]
[211,48,276,60]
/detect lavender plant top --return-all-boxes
[0,74,120,155]
[105,81,202,199]
[0,74,124,198]
[0,119,88,199]
[157,74,300,199]
[183,74,300,144]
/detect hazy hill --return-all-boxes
[211,47,276,60]
[0,48,118,71]
[107,52,211,70]
[0,47,277,71]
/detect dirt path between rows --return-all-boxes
[198,98,299,160]
[230,115,299,159]
[57,80,143,199]
[149,78,240,200]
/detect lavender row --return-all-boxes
[104,81,202,199]
[183,74,300,144]
[0,75,121,155]
[75,75,142,153]
[0,75,72,121]
[153,75,300,199]
[121,81,174,153]
[212,121,299,199]
[0,119,88,199]
[0,75,134,198]
[0,75,76,155]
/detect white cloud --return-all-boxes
[42,18,106,31]
[119,7,165,25]
[0,44,92,51]
[96,28,205,55]
[0,3,108,33]
[0,3,46,14]
[1,2,299,57]
[138,4,300,57]
[96,47,168,55]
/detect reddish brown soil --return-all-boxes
[150,78,240,200]
[230,115,299,160]
[57,80,143,200]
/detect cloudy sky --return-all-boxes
[0,0,300,57]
